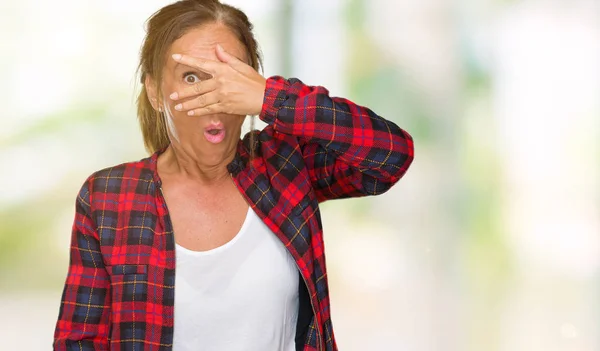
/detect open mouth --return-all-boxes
[204,124,226,144]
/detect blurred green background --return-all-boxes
[0,0,598,350]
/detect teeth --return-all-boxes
[207,129,220,135]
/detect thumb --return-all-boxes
[216,44,252,73]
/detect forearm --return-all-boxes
[260,76,414,183]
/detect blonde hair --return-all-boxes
[137,0,263,154]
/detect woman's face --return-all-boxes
[158,23,249,166]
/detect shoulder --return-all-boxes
[242,126,301,156]
[91,154,154,185]
[78,154,157,205]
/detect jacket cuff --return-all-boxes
[260,76,289,126]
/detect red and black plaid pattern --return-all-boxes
[54,76,414,350]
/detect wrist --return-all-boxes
[253,77,267,115]
[259,76,288,124]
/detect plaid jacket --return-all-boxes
[54,76,414,350]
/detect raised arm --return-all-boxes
[166,50,414,202]
[260,76,414,202]
[54,180,110,350]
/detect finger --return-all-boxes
[174,91,220,113]
[215,44,254,74]
[169,78,217,101]
[171,54,223,75]
[187,103,224,117]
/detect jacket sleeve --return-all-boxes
[260,76,414,202]
[54,178,110,350]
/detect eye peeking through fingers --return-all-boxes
[183,72,201,84]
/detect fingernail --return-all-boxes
[187,111,195,116]
[174,104,182,111]
[172,54,182,60]
[216,44,224,52]
[170,92,178,100]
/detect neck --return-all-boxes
[158,144,234,184]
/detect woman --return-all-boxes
[53,1,414,350]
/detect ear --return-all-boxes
[145,75,161,111]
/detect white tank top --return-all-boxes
[172,207,300,351]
